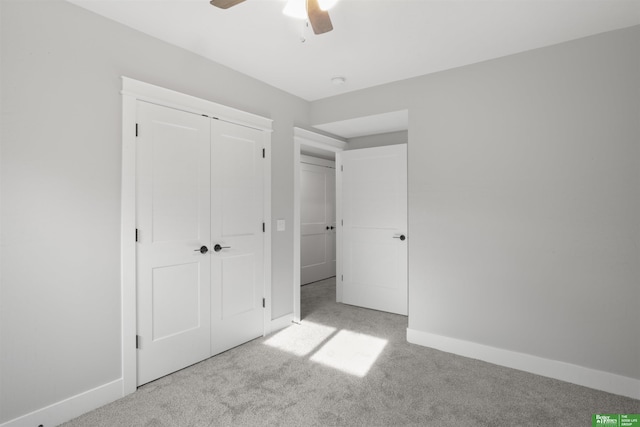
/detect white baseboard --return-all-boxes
[270,313,294,334]
[407,328,640,400]
[1,379,123,427]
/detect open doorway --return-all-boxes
[293,128,345,323]
[293,111,409,323]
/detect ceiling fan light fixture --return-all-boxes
[318,0,338,11]
[284,0,339,19]
[283,0,307,19]
[285,0,334,35]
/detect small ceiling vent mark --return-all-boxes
[331,76,346,86]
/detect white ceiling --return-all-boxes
[68,0,640,103]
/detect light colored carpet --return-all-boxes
[62,278,639,426]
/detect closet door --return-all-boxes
[301,161,336,285]
[136,101,212,386]
[136,103,265,385]
[210,120,265,355]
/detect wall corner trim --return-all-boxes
[406,328,640,400]
[0,379,122,427]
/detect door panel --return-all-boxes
[151,263,201,340]
[302,234,328,265]
[339,144,408,315]
[348,155,401,227]
[136,101,211,386]
[217,133,257,237]
[301,168,327,227]
[151,125,203,242]
[210,120,264,355]
[300,162,336,284]
[221,254,256,318]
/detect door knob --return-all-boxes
[330,226,335,230]
[214,244,231,252]
[326,226,330,230]
[393,235,406,241]
[194,245,209,254]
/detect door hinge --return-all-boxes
[341,219,343,226]
[262,222,265,233]
[135,228,139,242]
[136,335,140,349]
[341,275,344,281]
[262,148,265,159]
[341,165,343,172]
[135,123,138,137]
[262,298,266,308]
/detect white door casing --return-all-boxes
[292,128,346,324]
[337,144,408,315]
[300,160,336,285]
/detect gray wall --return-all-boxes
[0,0,307,421]
[312,25,640,380]
[346,130,408,150]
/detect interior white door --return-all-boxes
[301,161,336,284]
[210,120,265,355]
[136,101,212,385]
[338,144,408,315]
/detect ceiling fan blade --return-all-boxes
[306,0,333,34]
[210,0,246,9]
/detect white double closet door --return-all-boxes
[300,158,336,285]
[136,101,265,386]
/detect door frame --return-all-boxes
[121,77,273,396]
[293,128,345,323]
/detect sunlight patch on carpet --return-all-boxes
[310,330,388,377]
[264,321,336,356]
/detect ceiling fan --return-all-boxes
[209,0,334,35]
